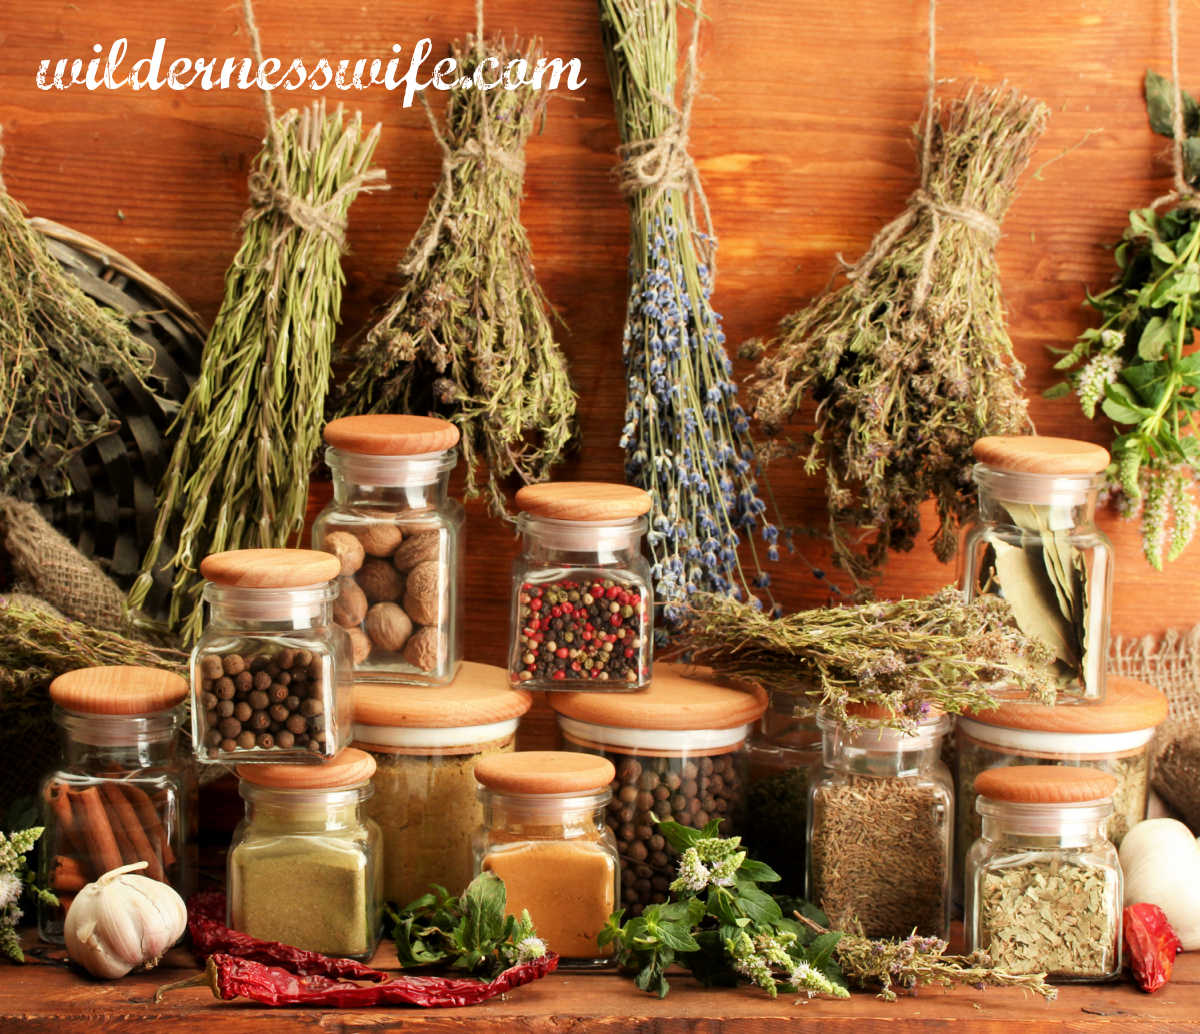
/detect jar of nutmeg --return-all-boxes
[314,415,464,686]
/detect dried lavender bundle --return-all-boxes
[336,33,576,514]
[747,86,1047,583]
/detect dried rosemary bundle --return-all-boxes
[130,103,384,641]
[336,33,575,514]
[747,86,1047,582]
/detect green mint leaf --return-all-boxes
[733,881,784,924]
[656,820,705,853]
[462,872,506,952]
[706,886,742,926]
[1145,70,1200,138]
[1184,137,1200,186]
[1043,381,1073,399]
[805,930,844,968]
[654,920,702,952]
[736,858,781,883]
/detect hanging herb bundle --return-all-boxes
[746,85,1047,583]
[335,29,576,514]
[600,0,779,622]
[129,99,385,641]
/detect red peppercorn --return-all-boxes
[624,648,634,658]
[606,586,620,600]
[530,598,542,611]
[555,647,569,659]
[552,670,565,680]
[610,614,622,626]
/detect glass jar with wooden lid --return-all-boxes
[474,751,620,966]
[960,435,1114,701]
[550,663,766,915]
[191,548,351,763]
[352,662,532,907]
[965,765,1122,982]
[314,414,464,685]
[508,481,653,691]
[228,747,382,960]
[37,665,195,942]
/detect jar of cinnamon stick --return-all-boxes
[37,665,195,943]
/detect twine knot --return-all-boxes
[616,122,698,203]
[245,171,351,250]
[910,189,1000,244]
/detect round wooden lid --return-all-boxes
[50,666,188,715]
[237,747,377,789]
[964,676,1168,734]
[974,764,1118,803]
[972,435,1110,475]
[200,548,341,588]
[550,663,767,730]
[324,414,460,455]
[354,663,533,728]
[515,481,652,521]
[474,751,615,795]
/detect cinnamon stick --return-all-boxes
[121,783,175,868]
[46,783,90,876]
[74,786,124,877]
[50,855,87,894]
[100,783,164,882]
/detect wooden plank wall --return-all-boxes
[3,0,1199,670]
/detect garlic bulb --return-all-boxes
[1119,818,1200,949]
[64,862,187,979]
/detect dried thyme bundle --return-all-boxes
[746,85,1047,582]
[336,31,576,514]
[130,102,385,641]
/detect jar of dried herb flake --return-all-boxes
[509,482,652,691]
[807,704,953,940]
[960,436,1114,701]
[965,765,1122,982]
[352,663,532,907]
[229,748,382,960]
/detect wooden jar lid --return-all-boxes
[550,663,767,731]
[964,676,1168,734]
[323,415,460,455]
[974,764,1118,803]
[200,548,341,588]
[972,435,1110,475]
[474,750,615,795]
[354,662,533,728]
[237,747,377,789]
[515,482,652,521]
[50,665,188,715]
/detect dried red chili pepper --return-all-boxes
[1123,903,1182,994]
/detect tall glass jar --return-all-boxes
[474,751,620,966]
[960,435,1114,701]
[509,482,652,691]
[352,662,532,906]
[965,766,1122,982]
[314,415,464,685]
[191,548,351,763]
[38,666,194,942]
[228,748,382,960]
[807,705,953,939]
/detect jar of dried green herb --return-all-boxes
[807,704,953,940]
[961,436,1114,701]
[965,765,1122,982]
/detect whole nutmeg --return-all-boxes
[364,601,414,653]
[332,577,368,627]
[402,560,443,625]
[391,530,441,573]
[402,625,442,672]
[356,558,404,603]
[345,627,372,665]
[322,530,366,576]
[356,522,404,558]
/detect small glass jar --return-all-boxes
[228,748,382,960]
[965,765,1122,982]
[191,548,351,763]
[551,663,766,916]
[38,666,195,942]
[315,415,464,685]
[960,435,1114,701]
[807,705,953,940]
[509,482,652,691]
[352,662,532,906]
[474,751,620,966]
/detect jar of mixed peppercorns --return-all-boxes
[508,482,652,691]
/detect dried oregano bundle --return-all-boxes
[746,85,1047,583]
[335,33,576,514]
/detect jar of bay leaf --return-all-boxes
[965,766,1122,982]
[352,663,532,907]
[807,704,953,940]
[960,436,1114,701]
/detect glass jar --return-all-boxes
[37,666,194,942]
[807,705,953,940]
[509,482,652,691]
[314,414,464,685]
[474,751,620,966]
[352,662,532,906]
[551,663,765,916]
[965,765,1122,982]
[228,748,382,960]
[191,548,351,763]
[960,435,1114,701]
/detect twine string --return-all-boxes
[1151,0,1200,209]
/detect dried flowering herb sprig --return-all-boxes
[0,826,56,963]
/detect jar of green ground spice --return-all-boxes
[228,748,382,960]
